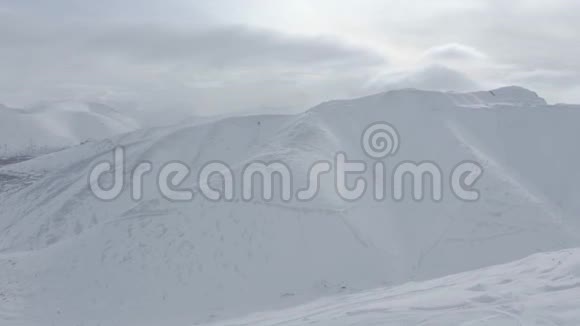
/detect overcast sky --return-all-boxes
[1,0,579,114]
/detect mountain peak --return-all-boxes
[490,85,543,99]
[458,86,547,107]
[311,86,547,115]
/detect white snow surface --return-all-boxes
[0,86,580,325]
[0,101,140,157]
[207,248,580,326]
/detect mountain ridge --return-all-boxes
[1,86,579,325]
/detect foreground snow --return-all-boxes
[207,249,580,326]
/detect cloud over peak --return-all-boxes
[423,43,487,62]
[368,64,480,93]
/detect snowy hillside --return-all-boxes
[0,86,579,325]
[0,101,140,158]
[208,248,580,326]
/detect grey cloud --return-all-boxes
[393,0,580,72]
[371,0,580,103]
[369,64,480,93]
[0,13,386,69]
[0,13,387,109]
[0,0,208,23]
[508,70,580,88]
[423,43,487,61]
[1,0,579,110]
[88,25,387,68]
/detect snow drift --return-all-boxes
[208,248,580,325]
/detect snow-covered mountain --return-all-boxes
[0,86,579,325]
[0,101,140,158]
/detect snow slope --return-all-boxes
[207,248,580,326]
[0,101,140,157]
[0,86,579,325]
